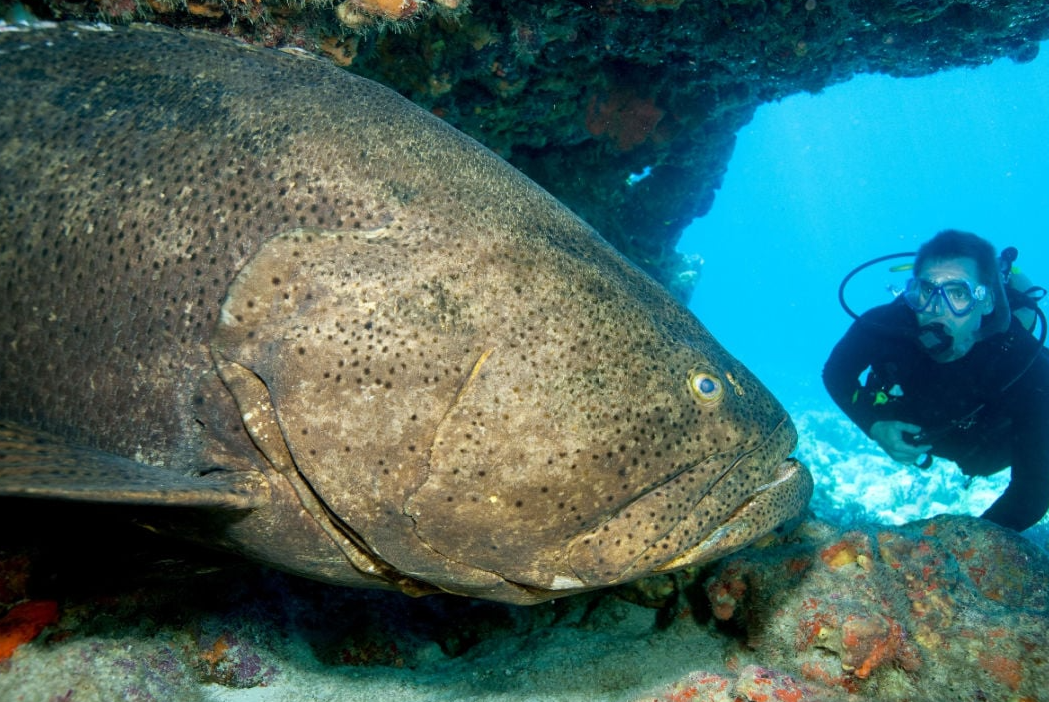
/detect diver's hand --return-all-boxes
[869,421,932,464]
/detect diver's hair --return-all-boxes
[914,229,1010,338]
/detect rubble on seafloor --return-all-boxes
[0,505,1046,701]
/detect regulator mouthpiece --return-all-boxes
[917,322,953,357]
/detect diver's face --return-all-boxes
[912,257,993,362]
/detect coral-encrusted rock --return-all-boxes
[1,510,1046,700]
[637,664,845,702]
[704,516,1049,700]
[16,1,1049,298]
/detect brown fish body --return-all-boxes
[0,24,811,603]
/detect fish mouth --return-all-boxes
[648,456,810,574]
[564,417,811,587]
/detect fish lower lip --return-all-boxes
[565,419,805,586]
[651,457,811,573]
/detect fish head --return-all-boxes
[1,23,807,604]
[213,206,810,603]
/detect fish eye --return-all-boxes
[688,369,724,404]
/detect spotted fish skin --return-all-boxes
[0,24,812,604]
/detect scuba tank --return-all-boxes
[997,246,1043,332]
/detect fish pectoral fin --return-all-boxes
[0,421,266,509]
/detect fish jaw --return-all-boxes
[650,456,812,573]
[564,418,811,587]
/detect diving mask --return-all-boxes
[903,277,987,317]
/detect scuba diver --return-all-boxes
[823,229,1049,532]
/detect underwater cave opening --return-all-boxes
[678,44,1049,539]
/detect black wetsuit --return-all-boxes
[823,297,1049,531]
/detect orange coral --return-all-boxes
[841,615,920,679]
[820,541,858,569]
[799,662,861,694]
[320,36,360,67]
[664,686,698,702]
[734,666,817,702]
[186,2,225,17]
[979,652,1023,691]
[774,689,804,702]
[795,608,836,650]
[585,88,668,151]
[199,634,231,668]
[355,0,418,20]
[820,534,873,571]
[706,567,747,620]
[0,600,59,661]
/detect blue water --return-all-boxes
[678,46,1049,533]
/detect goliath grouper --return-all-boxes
[0,23,811,604]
